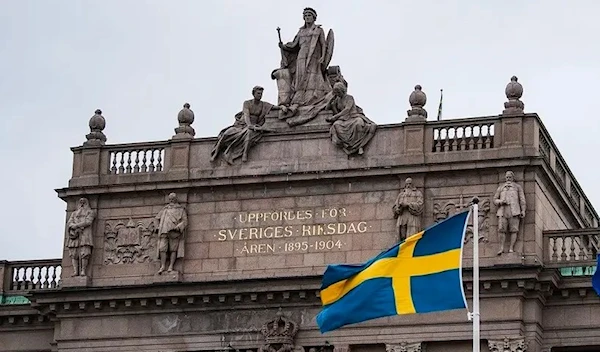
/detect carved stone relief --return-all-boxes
[386,342,424,352]
[432,195,490,243]
[104,218,156,264]
[258,309,303,352]
[488,337,527,352]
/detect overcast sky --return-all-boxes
[1,1,599,260]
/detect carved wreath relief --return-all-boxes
[104,218,156,264]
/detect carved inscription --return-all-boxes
[216,207,370,255]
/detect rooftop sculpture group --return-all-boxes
[210,7,377,164]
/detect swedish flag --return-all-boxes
[316,210,470,333]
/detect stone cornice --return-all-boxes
[56,157,542,198]
[27,269,563,317]
[0,304,52,328]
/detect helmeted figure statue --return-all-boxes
[493,171,526,255]
[393,178,424,240]
[154,193,188,274]
[66,197,96,277]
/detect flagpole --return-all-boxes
[472,197,480,352]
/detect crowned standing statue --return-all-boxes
[272,7,335,126]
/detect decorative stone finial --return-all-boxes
[406,85,427,122]
[173,103,195,139]
[84,109,107,146]
[502,76,525,115]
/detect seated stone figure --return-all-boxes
[325,82,377,155]
[211,86,281,164]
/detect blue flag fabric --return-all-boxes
[592,256,600,296]
[316,210,471,333]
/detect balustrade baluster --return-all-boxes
[569,236,576,260]
[434,129,442,152]
[133,151,140,173]
[51,266,58,288]
[560,236,567,261]
[35,267,42,289]
[448,128,456,151]
[458,127,466,151]
[468,125,475,150]
[125,152,132,173]
[149,150,156,172]
[442,128,450,152]
[44,265,51,288]
[157,149,163,171]
[110,153,117,174]
[118,152,125,174]
[484,124,492,149]
[141,150,148,172]
[551,237,558,262]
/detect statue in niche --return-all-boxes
[494,171,526,255]
[66,197,96,277]
[325,82,377,155]
[393,178,424,240]
[154,193,188,274]
[274,7,335,125]
[211,86,282,164]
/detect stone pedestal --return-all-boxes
[62,276,91,288]
[152,271,182,283]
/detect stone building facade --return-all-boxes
[2,9,600,352]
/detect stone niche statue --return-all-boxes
[66,197,96,277]
[326,82,376,155]
[393,178,424,240]
[211,86,282,164]
[153,193,188,274]
[494,171,526,255]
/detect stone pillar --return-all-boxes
[386,342,425,352]
[488,337,527,352]
[402,85,428,164]
[167,103,194,180]
[69,109,108,187]
[0,260,7,303]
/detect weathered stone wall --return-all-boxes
[0,328,54,352]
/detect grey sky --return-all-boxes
[1,1,598,260]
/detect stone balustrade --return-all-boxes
[65,113,598,230]
[431,119,495,152]
[108,144,166,175]
[0,259,62,300]
[538,126,598,228]
[543,228,600,268]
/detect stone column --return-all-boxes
[386,342,425,352]
[487,337,527,352]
